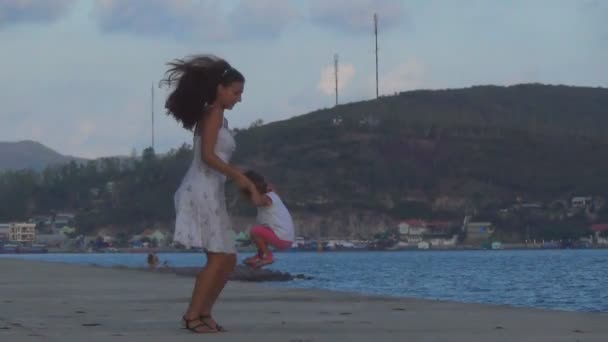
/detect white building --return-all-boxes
[571,196,592,208]
[9,223,36,243]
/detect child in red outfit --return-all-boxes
[241,170,295,268]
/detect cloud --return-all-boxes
[379,58,426,94]
[228,0,300,40]
[0,0,75,29]
[59,100,154,158]
[309,58,426,109]
[317,62,356,96]
[70,119,96,148]
[91,0,224,41]
[91,0,300,41]
[0,73,159,158]
[308,0,407,34]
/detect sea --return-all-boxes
[1,249,606,313]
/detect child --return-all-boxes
[147,252,159,269]
[242,170,295,268]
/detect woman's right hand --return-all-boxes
[248,187,265,207]
[236,176,264,207]
[235,175,251,192]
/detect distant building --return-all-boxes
[359,115,380,127]
[398,219,428,237]
[36,233,67,248]
[331,116,343,126]
[89,187,100,197]
[591,224,608,245]
[592,196,606,210]
[9,223,36,243]
[571,196,592,208]
[53,212,75,230]
[417,241,430,249]
[398,219,454,245]
[398,219,451,237]
[465,222,494,241]
[0,223,10,241]
[426,221,452,236]
[31,215,53,225]
[106,181,116,194]
[520,202,543,209]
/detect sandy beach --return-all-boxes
[1,258,606,342]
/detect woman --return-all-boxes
[162,54,266,333]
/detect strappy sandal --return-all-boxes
[181,316,218,334]
[243,255,260,267]
[252,255,274,268]
[201,314,226,332]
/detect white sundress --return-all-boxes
[173,118,237,254]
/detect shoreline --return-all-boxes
[3,249,606,314]
[1,259,608,341]
[4,244,608,255]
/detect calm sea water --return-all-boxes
[2,250,607,313]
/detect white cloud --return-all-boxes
[70,119,96,147]
[317,63,355,96]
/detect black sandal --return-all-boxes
[181,316,218,334]
[201,314,226,332]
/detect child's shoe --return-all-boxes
[243,254,260,266]
[253,254,274,268]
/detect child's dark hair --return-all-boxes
[160,54,245,130]
[244,170,268,194]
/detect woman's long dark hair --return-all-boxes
[161,54,244,130]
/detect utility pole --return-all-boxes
[334,53,339,106]
[374,13,379,99]
[151,83,155,150]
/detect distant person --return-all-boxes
[241,170,295,268]
[163,54,266,334]
[147,252,159,269]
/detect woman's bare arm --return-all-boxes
[199,108,264,206]
[199,109,245,182]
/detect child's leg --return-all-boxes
[243,226,263,265]
[248,226,293,268]
[271,239,293,251]
[250,225,272,258]
[253,227,292,252]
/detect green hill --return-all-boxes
[2,84,607,240]
[0,140,87,172]
[232,84,608,217]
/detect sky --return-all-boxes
[0,0,606,158]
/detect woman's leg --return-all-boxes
[183,252,230,332]
[203,253,236,315]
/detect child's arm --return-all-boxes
[261,194,272,207]
[241,190,272,207]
